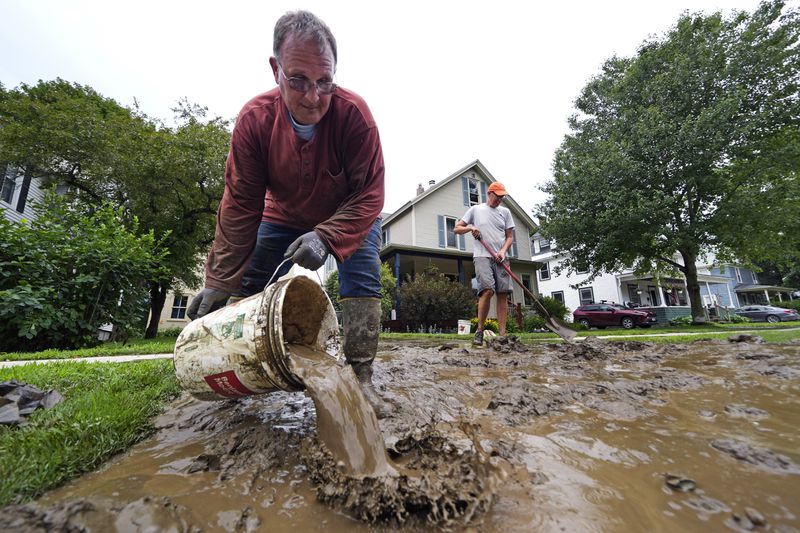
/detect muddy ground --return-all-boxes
[2,335,799,532]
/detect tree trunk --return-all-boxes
[145,280,169,339]
[680,249,707,324]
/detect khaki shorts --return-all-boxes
[474,257,512,295]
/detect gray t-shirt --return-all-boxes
[461,204,515,258]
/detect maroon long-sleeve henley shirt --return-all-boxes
[204,87,385,293]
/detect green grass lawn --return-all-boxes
[0,359,180,507]
[0,335,178,362]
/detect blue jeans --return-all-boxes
[238,219,383,299]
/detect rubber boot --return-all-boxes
[342,298,392,419]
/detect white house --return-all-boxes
[530,232,796,323]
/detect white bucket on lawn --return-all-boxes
[457,320,471,335]
[173,276,339,401]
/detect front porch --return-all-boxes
[379,243,541,321]
[615,272,738,324]
[735,284,797,306]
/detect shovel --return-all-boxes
[475,236,576,342]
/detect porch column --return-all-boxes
[394,253,401,313]
[726,283,735,307]
[764,289,770,304]
[458,258,464,284]
[777,292,783,302]
[655,279,667,307]
[683,279,690,306]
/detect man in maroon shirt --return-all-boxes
[187,11,390,417]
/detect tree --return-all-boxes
[538,1,800,323]
[323,262,397,320]
[131,102,229,337]
[399,265,474,329]
[0,193,164,351]
[0,81,230,337]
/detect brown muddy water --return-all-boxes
[2,336,800,532]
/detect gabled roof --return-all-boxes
[382,159,538,231]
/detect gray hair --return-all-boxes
[273,11,338,67]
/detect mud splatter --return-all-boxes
[710,439,800,474]
[302,424,503,526]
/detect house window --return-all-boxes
[0,167,15,204]
[468,178,481,206]
[735,268,743,283]
[551,291,564,304]
[521,274,533,306]
[538,238,550,253]
[509,229,518,258]
[579,287,594,306]
[539,261,550,281]
[750,270,758,283]
[171,295,189,319]
[445,216,458,248]
[382,229,389,247]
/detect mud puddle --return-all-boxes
[2,336,800,532]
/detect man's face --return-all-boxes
[270,35,336,126]
[488,191,504,207]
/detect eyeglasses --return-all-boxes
[278,64,337,96]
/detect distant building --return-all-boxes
[0,164,51,223]
[531,232,797,322]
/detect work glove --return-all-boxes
[187,288,230,320]
[284,231,329,270]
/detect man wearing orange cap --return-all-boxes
[455,182,515,346]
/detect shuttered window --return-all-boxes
[438,215,466,250]
[461,176,485,206]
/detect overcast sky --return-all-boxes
[0,0,783,217]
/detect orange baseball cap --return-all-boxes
[488,182,508,196]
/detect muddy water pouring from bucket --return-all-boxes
[287,344,397,478]
[174,276,396,478]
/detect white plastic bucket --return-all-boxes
[457,320,471,335]
[173,276,339,401]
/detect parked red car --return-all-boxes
[573,303,657,329]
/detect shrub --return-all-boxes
[471,317,499,333]
[158,327,186,338]
[523,314,546,332]
[399,265,474,329]
[505,316,521,333]
[773,300,800,312]
[728,313,751,323]
[0,194,164,351]
[532,296,570,321]
[324,262,397,320]
[669,315,693,326]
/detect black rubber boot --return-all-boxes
[342,298,392,419]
